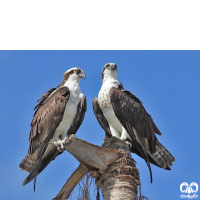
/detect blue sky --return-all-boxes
[0,51,200,200]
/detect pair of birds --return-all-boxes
[19,63,175,189]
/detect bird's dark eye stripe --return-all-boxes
[75,69,81,73]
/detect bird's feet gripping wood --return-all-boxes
[120,135,132,149]
[121,138,132,149]
[125,141,132,149]
[54,137,70,152]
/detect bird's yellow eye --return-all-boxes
[105,64,110,68]
[76,69,81,74]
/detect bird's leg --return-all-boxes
[110,126,121,138]
[121,127,132,149]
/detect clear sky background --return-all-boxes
[0,50,200,200]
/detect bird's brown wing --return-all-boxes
[67,94,87,136]
[20,87,70,185]
[92,97,112,137]
[109,87,158,182]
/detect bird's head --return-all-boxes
[101,63,118,81]
[59,68,86,88]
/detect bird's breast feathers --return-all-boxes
[54,90,82,135]
[63,91,82,120]
[98,86,112,110]
[98,82,123,137]
[98,80,119,110]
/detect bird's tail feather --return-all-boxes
[34,177,37,192]
[148,141,175,169]
[22,143,60,186]
[136,143,153,183]
[19,153,38,173]
[22,167,39,186]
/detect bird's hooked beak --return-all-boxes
[110,64,117,71]
[79,70,86,79]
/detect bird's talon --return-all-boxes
[69,134,77,139]
[54,141,58,146]
[125,141,132,149]
[54,140,64,151]
[54,137,71,152]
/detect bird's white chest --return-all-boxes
[98,81,119,110]
[62,90,81,122]
[98,86,112,110]
[55,88,82,138]
[98,82,123,137]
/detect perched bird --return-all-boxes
[93,63,175,182]
[19,68,87,189]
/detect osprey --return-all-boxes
[19,68,87,188]
[93,63,175,182]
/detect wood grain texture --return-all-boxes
[65,136,123,170]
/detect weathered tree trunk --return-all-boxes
[96,137,140,200]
